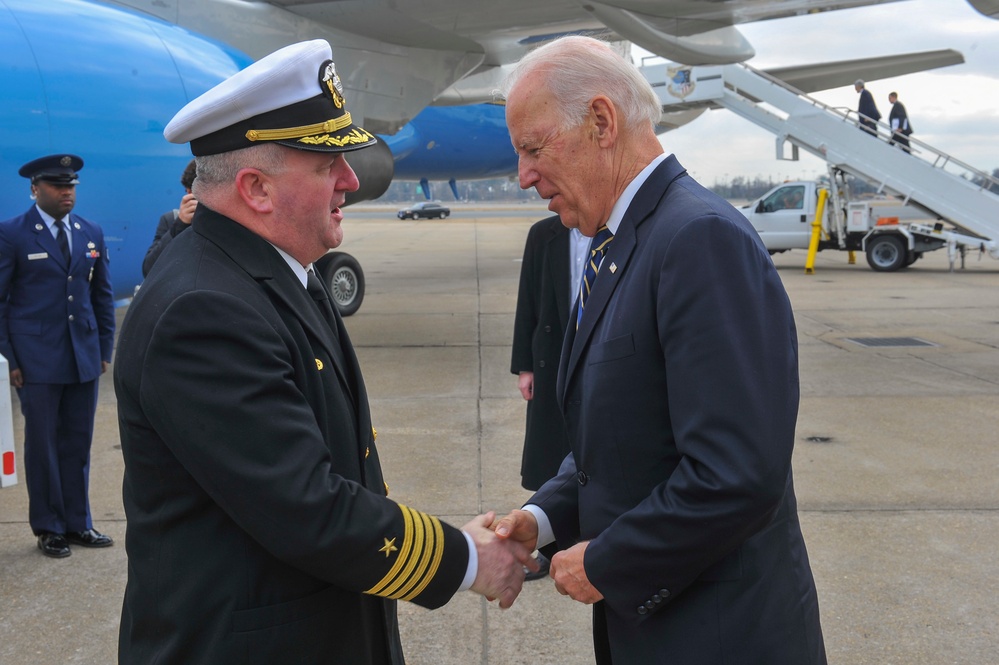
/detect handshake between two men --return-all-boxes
[463,509,602,609]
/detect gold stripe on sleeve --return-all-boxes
[365,505,414,596]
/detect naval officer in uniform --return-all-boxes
[114,39,533,664]
[0,154,116,558]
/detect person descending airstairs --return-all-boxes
[641,61,999,262]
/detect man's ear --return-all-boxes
[234,168,274,213]
[590,95,617,147]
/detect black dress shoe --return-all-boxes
[37,532,71,558]
[525,552,551,581]
[66,528,114,548]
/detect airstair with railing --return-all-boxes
[641,61,999,244]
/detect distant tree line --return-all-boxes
[375,178,540,204]
[378,167,997,204]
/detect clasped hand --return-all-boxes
[493,509,604,605]
[463,512,538,609]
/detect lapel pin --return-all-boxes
[87,241,96,249]
[315,358,324,370]
[609,263,617,274]
[35,224,43,231]
[73,222,81,229]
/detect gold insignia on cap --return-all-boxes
[60,156,72,167]
[379,537,398,558]
[245,114,355,143]
[321,60,345,109]
[298,127,375,148]
[315,358,324,370]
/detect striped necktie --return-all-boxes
[54,219,70,263]
[576,225,614,328]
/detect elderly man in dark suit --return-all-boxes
[495,36,827,664]
[114,40,533,665]
[0,154,116,558]
[855,78,882,135]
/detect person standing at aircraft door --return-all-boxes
[494,35,826,664]
[0,154,116,558]
[141,159,198,277]
[115,39,534,665]
[510,214,588,580]
[887,91,912,153]
[855,79,881,135]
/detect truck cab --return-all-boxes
[742,182,816,250]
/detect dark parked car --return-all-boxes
[397,202,451,219]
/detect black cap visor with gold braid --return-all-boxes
[190,59,375,156]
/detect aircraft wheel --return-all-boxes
[316,251,365,316]
[866,235,906,272]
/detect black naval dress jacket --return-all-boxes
[114,205,468,665]
[510,215,573,490]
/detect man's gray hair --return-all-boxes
[500,36,662,132]
[193,143,287,197]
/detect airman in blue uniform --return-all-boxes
[0,154,116,557]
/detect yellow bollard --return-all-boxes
[804,188,829,274]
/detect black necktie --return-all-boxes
[577,225,614,328]
[55,219,70,263]
[307,269,339,335]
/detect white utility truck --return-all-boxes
[741,179,999,272]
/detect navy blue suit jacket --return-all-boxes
[0,206,115,384]
[534,156,826,663]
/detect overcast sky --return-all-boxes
[650,0,999,186]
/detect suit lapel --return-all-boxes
[260,254,359,410]
[559,156,688,408]
[28,208,66,270]
[65,215,86,272]
[194,208,357,407]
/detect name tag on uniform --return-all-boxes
[28,252,49,260]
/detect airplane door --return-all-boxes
[752,184,811,250]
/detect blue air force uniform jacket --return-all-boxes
[114,206,468,665]
[0,206,115,384]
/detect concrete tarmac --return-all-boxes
[1,203,997,664]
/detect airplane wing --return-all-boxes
[764,49,965,94]
[114,0,909,134]
[966,0,999,18]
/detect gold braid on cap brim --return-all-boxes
[245,113,358,142]
[298,128,375,148]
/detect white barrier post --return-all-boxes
[0,354,18,487]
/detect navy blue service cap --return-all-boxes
[19,154,83,185]
[164,39,376,156]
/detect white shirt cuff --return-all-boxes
[459,530,477,592]
[523,504,555,549]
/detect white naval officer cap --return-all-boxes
[163,39,376,156]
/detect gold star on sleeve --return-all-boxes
[365,504,445,602]
[379,537,398,558]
